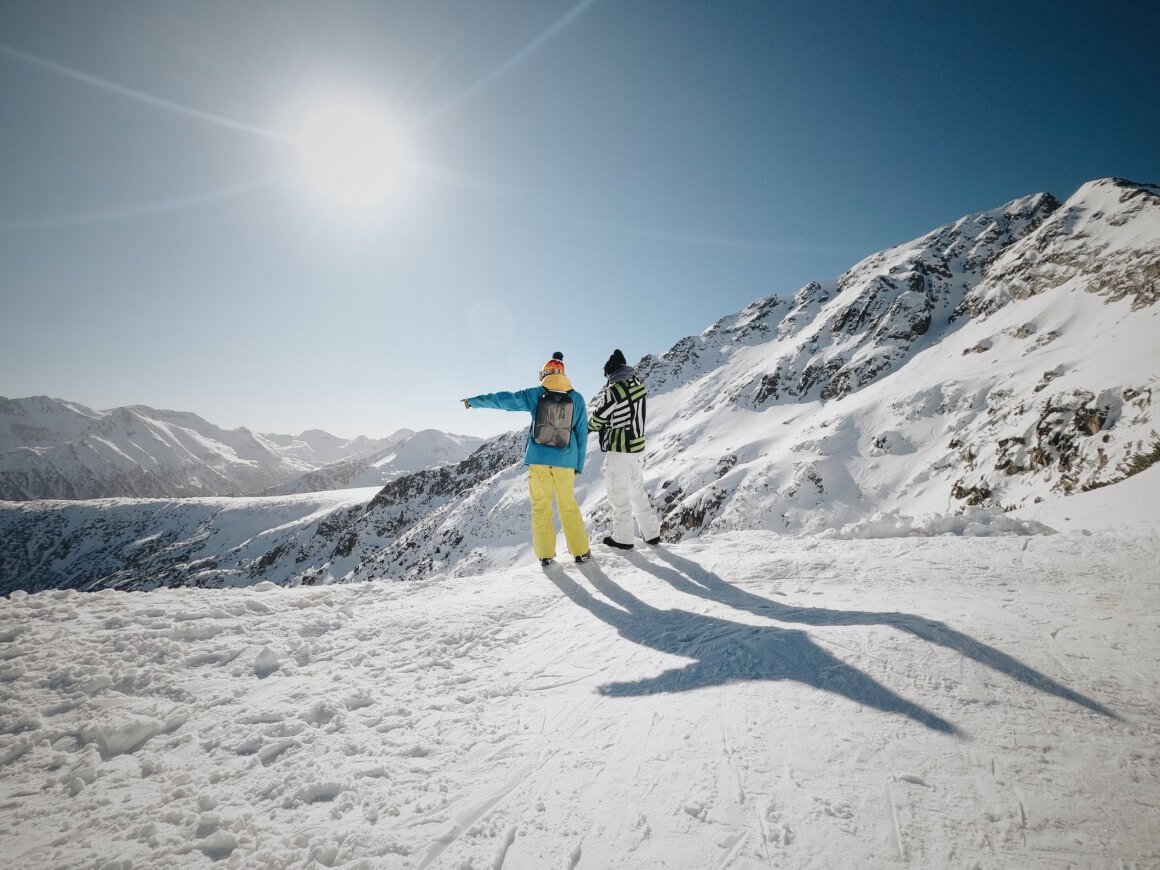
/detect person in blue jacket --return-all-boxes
[463,352,592,566]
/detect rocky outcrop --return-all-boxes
[964,179,1160,316]
[731,192,1060,406]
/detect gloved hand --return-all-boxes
[462,399,471,409]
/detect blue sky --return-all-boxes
[1,0,1157,439]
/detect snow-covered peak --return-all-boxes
[0,395,103,452]
[298,428,344,442]
[966,177,1160,316]
[637,188,1062,415]
[382,429,487,473]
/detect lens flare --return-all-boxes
[289,93,411,213]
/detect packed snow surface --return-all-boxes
[2,474,1158,868]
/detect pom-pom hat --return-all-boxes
[603,349,627,377]
[540,351,565,379]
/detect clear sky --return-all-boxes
[1,0,1157,440]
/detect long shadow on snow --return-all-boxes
[631,547,1117,720]
[543,561,957,733]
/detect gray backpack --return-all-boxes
[532,390,574,449]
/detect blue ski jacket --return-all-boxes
[466,373,588,473]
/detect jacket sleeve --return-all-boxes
[588,385,614,432]
[573,393,589,474]
[466,387,539,413]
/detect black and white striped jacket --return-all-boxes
[588,369,647,453]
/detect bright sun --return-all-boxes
[288,93,411,213]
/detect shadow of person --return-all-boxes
[630,547,1117,720]
[541,561,958,733]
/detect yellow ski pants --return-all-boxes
[528,465,590,559]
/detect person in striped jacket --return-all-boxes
[588,349,662,550]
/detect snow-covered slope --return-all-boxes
[0,489,381,596]
[2,177,1157,591]
[263,430,486,496]
[2,478,1158,868]
[0,435,525,595]
[628,179,1158,528]
[354,176,1160,580]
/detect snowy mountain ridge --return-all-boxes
[0,398,311,500]
[258,427,415,467]
[2,176,1158,592]
[262,430,486,497]
[637,188,1062,406]
[0,398,429,500]
[628,177,1160,533]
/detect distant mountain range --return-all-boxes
[258,427,415,467]
[0,398,481,500]
[2,176,1157,593]
[261,429,488,496]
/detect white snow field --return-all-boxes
[2,471,1158,868]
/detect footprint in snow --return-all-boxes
[254,646,281,678]
[896,773,931,787]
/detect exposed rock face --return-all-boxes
[964,179,1160,316]
[635,294,789,397]
[731,192,1061,407]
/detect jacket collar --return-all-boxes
[540,372,573,392]
[606,365,636,384]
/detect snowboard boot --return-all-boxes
[603,536,633,551]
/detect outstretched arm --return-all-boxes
[464,387,539,414]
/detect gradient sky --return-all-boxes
[2,0,1157,440]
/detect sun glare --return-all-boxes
[288,93,411,214]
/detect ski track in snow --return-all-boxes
[1,526,1159,868]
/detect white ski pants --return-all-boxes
[604,451,661,545]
